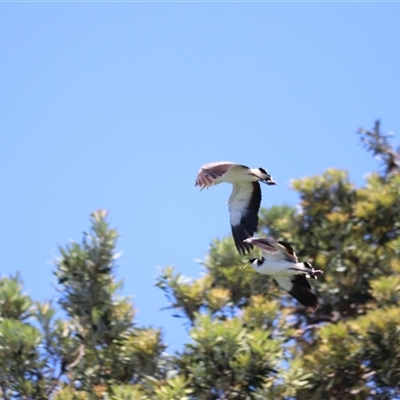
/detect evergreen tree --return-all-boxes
[1,121,399,399]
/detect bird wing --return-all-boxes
[244,238,299,263]
[195,162,237,189]
[274,275,318,311]
[229,182,261,255]
[274,241,299,263]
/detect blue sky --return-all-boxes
[1,3,400,352]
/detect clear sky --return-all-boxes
[1,3,400,352]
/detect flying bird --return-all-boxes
[195,162,276,255]
[244,237,323,311]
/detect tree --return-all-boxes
[1,121,399,399]
[158,120,400,399]
[0,211,169,399]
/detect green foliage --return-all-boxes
[173,314,282,399]
[1,121,400,398]
[358,119,400,176]
[0,211,167,399]
[0,319,45,398]
[158,121,400,398]
[0,274,32,320]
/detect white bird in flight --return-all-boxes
[195,161,276,255]
[244,237,323,311]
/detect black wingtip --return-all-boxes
[278,240,296,255]
[288,275,319,311]
[231,225,253,255]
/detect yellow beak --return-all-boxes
[243,263,250,270]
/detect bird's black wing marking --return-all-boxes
[230,182,261,255]
[241,181,261,238]
[276,240,299,263]
[288,275,318,311]
[245,237,279,253]
[278,241,295,255]
[231,225,253,255]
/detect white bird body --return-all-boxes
[251,258,312,278]
[244,237,323,310]
[195,162,276,255]
[199,163,270,186]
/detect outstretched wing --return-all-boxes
[274,275,318,311]
[244,237,299,263]
[195,162,237,189]
[229,182,261,255]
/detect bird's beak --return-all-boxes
[253,172,276,186]
[249,171,277,185]
[263,176,277,186]
[266,179,276,186]
[243,263,250,270]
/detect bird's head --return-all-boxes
[244,257,264,270]
[257,168,276,186]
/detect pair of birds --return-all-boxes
[195,161,323,311]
